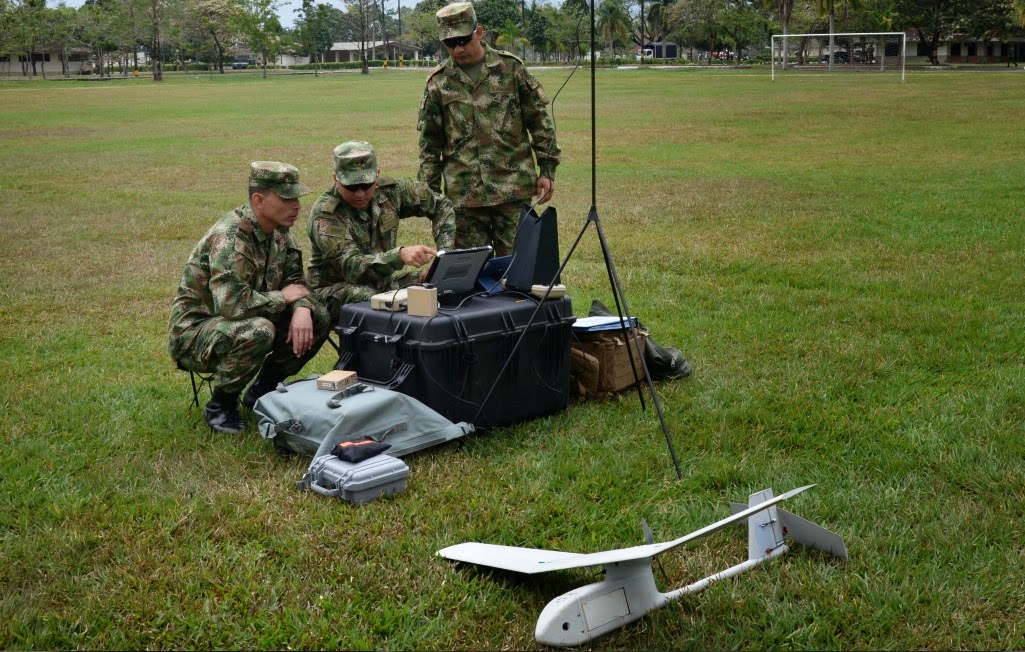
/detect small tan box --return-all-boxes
[316,369,357,391]
[407,285,439,317]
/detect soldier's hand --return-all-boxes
[535,177,555,204]
[287,306,314,357]
[399,245,437,268]
[281,284,311,304]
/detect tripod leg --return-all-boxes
[470,206,683,480]
[470,217,595,427]
[587,207,646,407]
[591,210,683,479]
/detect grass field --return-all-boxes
[1,68,1024,650]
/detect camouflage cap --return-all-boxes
[248,161,311,198]
[436,2,476,40]
[333,141,379,186]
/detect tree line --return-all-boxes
[3,0,1024,79]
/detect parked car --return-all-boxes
[231,60,250,69]
[819,51,850,63]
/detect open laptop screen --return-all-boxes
[422,246,493,296]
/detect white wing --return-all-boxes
[437,542,582,574]
[438,485,815,574]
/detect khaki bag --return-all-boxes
[572,330,648,395]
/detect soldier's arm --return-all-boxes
[312,211,406,287]
[281,233,316,312]
[208,230,287,320]
[417,83,446,193]
[430,193,456,250]
[395,179,456,250]
[519,68,561,180]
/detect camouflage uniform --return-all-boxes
[307,142,456,318]
[418,9,560,256]
[169,164,332,396]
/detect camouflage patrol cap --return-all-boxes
[333,141,379,186]
[248,161,311,198]
[436,2,476,40]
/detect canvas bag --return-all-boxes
[587,300,691,381]
[253,377,473,459]
[572,330,648,394]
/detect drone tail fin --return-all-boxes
[732,489,848,561]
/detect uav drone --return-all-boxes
[438,485,847,647]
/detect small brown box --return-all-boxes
[317,369,357,391]
[572,330,647,393]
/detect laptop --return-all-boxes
[422,246,493,298]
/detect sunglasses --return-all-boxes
[341,181,375,192]
[443,31,475,49]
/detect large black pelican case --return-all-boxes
[335,294,574,428]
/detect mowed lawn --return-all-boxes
[1,67,1024,650]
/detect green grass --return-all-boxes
[2,68,1024,649]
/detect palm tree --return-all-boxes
[495,19,528,54]
[778,0,794,69]
[645,0,676,60]
[597,0,630,59]
[815,0,861,70]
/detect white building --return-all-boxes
[323,40,422,63]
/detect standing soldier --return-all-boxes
[417,1,561,257]
[169,162,332,434]
[307,141,456,319]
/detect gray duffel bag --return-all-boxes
[253,377,474,459]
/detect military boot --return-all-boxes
[205,389,244,434]
[242,363,288,410]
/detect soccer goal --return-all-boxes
[771,32,906,81]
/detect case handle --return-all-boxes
[362,332,403,345]
[326,383,373,409]
[359,362,415,391]
[309,479,341,498]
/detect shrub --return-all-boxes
[291,60,384,71]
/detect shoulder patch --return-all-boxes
[411,181,433,202]
[426,62,446,82]
[494,48,523,65]
[320,196,341,215]
[235,215,254,235]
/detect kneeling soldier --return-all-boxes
[306,141,456,319]
[169,162,332,433]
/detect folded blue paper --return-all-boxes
[475,255,512,295]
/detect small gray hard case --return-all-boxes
[299,454,410,505]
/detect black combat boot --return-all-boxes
[205,389,244,434]
[242,362,288,410]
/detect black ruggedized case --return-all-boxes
[335,294,574,428]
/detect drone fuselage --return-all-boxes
[536,559,664,647]
[534,545,792,646]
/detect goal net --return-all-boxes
[771,32,906,81]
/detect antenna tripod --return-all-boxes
[472,0,683,479]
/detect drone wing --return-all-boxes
[438,485,815,575]
[437,542,583,574]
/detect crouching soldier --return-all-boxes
[306,141,456,319]
[169,162,333,433]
